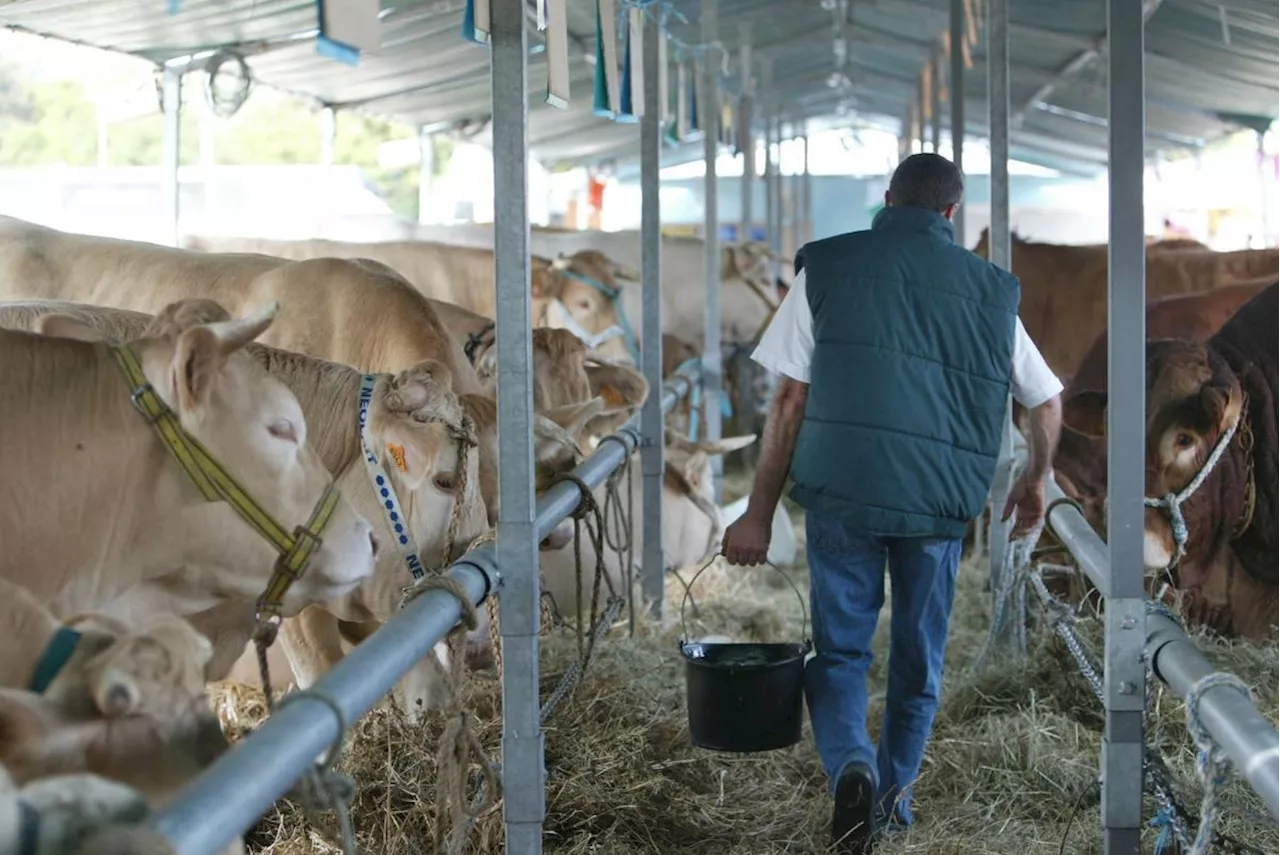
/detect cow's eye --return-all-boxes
[268,420,298,443]
[432,474,457,492]
[1174,432,1195,449]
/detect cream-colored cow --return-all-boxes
[0,577,241,853]
[0,304,376,625]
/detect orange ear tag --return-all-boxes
[387,443,408,472]
[600,385,625,407]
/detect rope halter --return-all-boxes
[112,345,343,628]
[1143,409,1241,571]
[556,268,639,362]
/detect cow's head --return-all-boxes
[0,612,230,809]
[536,251,633,361]
[476,327,595,418]
[1061,339,1248,588]
[663,432,758,567]
[366,360,489,577]
[33,299,377,613]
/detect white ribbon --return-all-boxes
[358,374,426,581]
[544,298,626,350]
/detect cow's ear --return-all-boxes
[541,397,605,440]
[682,450,709,490]
[1200,382,1243,435]
[35,313,106,343]
[172,324,223,409]
[586,362,649,411]
[1062,390,1108,439]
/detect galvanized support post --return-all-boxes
[763,107,775,251]
[1259,130,1274,248]
[789,118,801,264]
[769,116,782,269]
[739,24,754,242]
[490,0,543,852]
[931,47,942,153]
[986,0,1012,604]
[1103,0,1146,850]
[161,64,182,248]
[801,121,811,243]
[640,12,665,617]
[701,0,723,503]
[320,106,336,167]
[417,126,434,225]
[949,0,965,247]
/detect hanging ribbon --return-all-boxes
[461,0,491,45]
[592,0,621,118]
[688,57,699,134]
[545,0,570,107]
[628,9,644,119]
[618,11,637,122]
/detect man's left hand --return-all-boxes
[1002,471,1047,540]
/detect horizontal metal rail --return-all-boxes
[146,361,700,855]
[1043,475,1280,820]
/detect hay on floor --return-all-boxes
[212,517,1278,855]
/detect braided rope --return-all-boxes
[1185,671,1254,855]
[271,690,357,855]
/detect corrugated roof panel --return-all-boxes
[0,0,1274,171]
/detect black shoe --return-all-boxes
[831,762,876,854]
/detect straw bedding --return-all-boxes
[214,495,1278,855]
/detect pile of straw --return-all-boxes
[214,502,1278,855]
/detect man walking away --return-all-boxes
[722,153,1063,854]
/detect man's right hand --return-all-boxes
[722,507,772,566]
[1002,470,1047,540]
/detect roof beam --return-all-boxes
[1012,0,1167,127]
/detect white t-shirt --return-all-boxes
[752,269,1064,410]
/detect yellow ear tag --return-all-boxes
[387,443,408,472]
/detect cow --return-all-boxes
[969,227,1279,376]
[0,304,377,631]
[0,300,603,717]
[180,234,636,362]
[0,577,235,852]
[1026,282,1275,539]
[1059,284,1277,639]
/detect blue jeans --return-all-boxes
[803,509,961,828]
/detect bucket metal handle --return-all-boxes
[678,554,811,649]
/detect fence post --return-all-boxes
[1102,0,1147,850]
[640,10,666,616]
[701,0,723,504]
[490,1,544,852]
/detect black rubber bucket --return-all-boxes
[678,560,811,753]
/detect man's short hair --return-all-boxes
[888,153,964,211]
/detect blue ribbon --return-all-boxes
[316,0,361,65]
[29,626,82,694]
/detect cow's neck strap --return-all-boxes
[28,626,83,694]
[559,269,640,363]
[1143,397,1246,570]
[357,374,427,581]
[463,321,495,365]
[111,345,342,621]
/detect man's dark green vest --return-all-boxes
[788,206,1021,539]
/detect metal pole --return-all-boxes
[763,105,775,250]
[789,118,801,264]
[739,24,754,242]
[1258,130,1274,248]
[986,0,1013,612]
[931,47,942,153]
[490,0,542,852]
[801,121,811,243]
[949,0,965,248]
[161,65,182,248]
[418,127,434,225]
[640,12,665,617]
[1104,0,1146,850]
[702,0,723,503]
[320,106,336,167]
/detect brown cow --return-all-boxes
[1035,282,1274,536]
[970,228,1278,376]
[1061,284,1277,638]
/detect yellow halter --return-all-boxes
[112,345,342,622]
